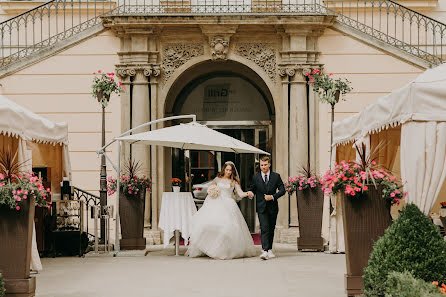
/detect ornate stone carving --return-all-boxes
[210,36,229,60]
[278,67,296,78]
[161,43,204,85]
[115,64,160,79]
[235,43,277,82]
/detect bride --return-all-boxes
[186,161,257,260]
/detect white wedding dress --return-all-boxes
[186,177,257,259]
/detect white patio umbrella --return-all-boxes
[116,121,269,154]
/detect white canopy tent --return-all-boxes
[0,95,71,270]
[0,94,71,179]
[98,115,269,254]
[328,63,446,252]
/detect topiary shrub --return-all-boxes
[383,271,444,297]
[0,272,5,297]
[363,203,446,297]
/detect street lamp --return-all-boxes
[97,91,110,243]
[92,70,126,244]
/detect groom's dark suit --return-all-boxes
[249,171,285,251]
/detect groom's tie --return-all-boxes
[264,174,268,184]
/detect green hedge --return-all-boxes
[363,203,446,297]
[383,271,444,297]
[0,271,5,297]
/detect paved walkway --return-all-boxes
[35,244,346,297]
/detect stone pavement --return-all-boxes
[35,244,346,297]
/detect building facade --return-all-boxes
[0,0,444,244]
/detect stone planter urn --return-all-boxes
[340,186,392,296]
[296,187,324,251]
[440,208,446,230]
[0,197,36,297]
[119,191,146,250]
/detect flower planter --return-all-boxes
[296,187,324,251]
[340,186,392,296]
[0,197,36,297]
[440,209,446,230]
[119,191,146,250]
[172,186,180,193]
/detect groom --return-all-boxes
[248,156,285,260]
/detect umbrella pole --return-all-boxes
[114,140,121,255]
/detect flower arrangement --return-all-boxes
[0,149,50,211]
[171,178,181,187]
[305,69,352,105]
[284,165,321,195]
[441,202,446,209]
[432,281,446,294]
[207,184,220,199]
[321,143,405,205]
[91,70,125,108]
[107,159,151,197]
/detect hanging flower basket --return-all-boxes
[91,70,125,108]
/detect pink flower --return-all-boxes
[329,73,333,76]
[16,205,20,210]
[390,192,395,197]
[98,70,101,73]
[311,69,320,74]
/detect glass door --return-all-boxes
[171,125,271,232]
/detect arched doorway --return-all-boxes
[166,61,274,232]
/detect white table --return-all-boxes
[158,192,197,256]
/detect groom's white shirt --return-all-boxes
[261,170,270,183]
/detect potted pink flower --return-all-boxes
[321,143,405,296]
[0,149,50,297]
[285,166,324,251]
[107,158,151,250]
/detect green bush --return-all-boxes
[383,271,444,297]
[0,272,5,297]
[363,203,446,297]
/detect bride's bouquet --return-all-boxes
[207,184,220,199]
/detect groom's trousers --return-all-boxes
[258,207,278,251]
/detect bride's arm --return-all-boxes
[234,182,248,199]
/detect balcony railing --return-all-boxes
[0,0,444,71]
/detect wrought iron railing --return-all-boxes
[0,0,444,70]
[0,0,115,67]
[73,186,101,239]
[323,0,445,65]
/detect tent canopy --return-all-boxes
[117,121,270,155]
[0,95,68,145]
[333,63,446,146]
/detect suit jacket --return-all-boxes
[249,171,285,213]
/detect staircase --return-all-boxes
[0,0,444,75]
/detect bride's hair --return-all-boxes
[217,162,240,184]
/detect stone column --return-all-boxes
[115,66,132,170]
[131,70,151,174]
[289,69,309,228]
